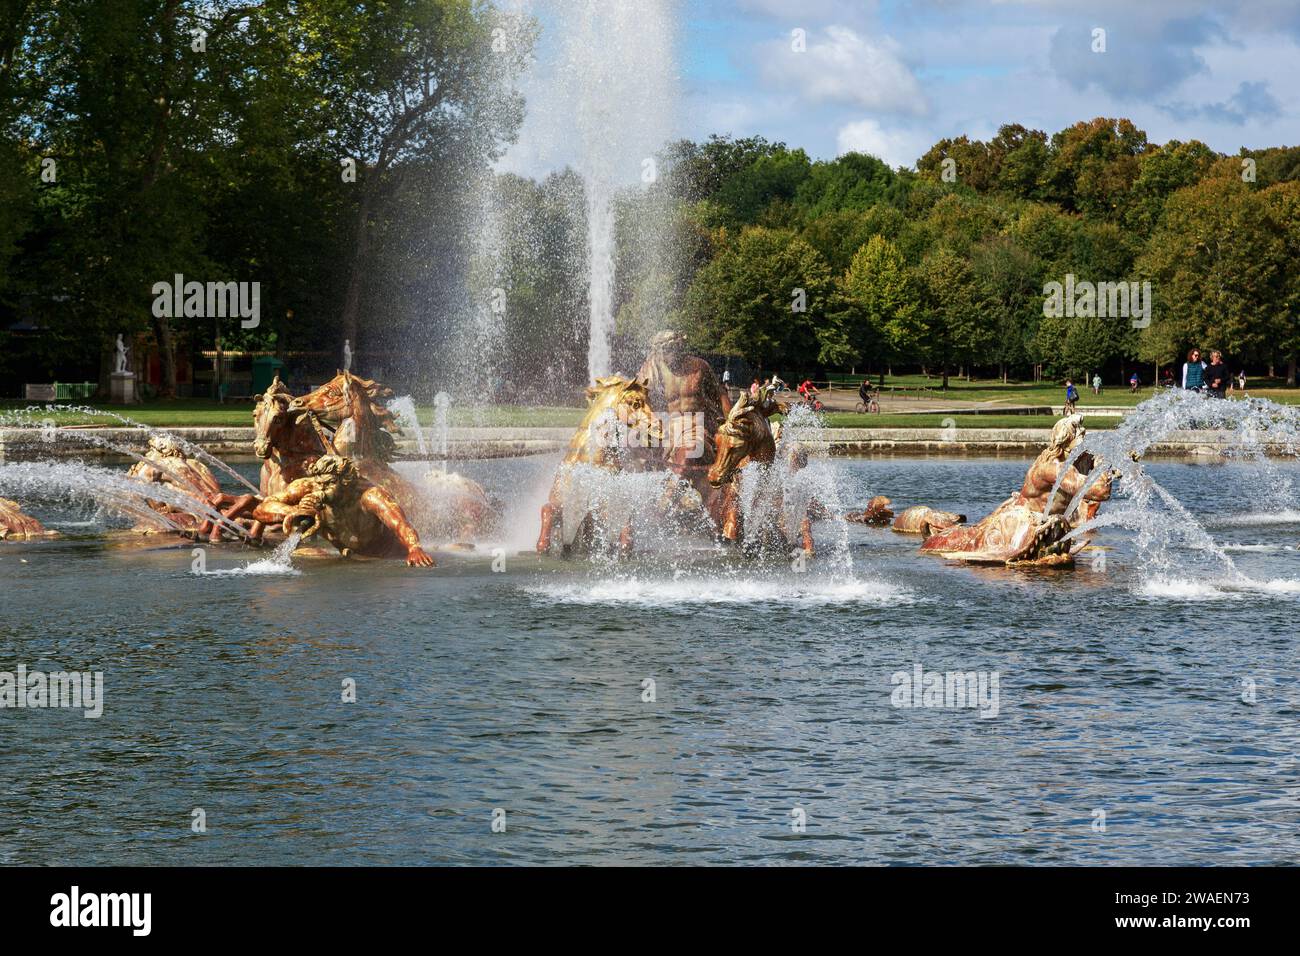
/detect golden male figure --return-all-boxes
[250,455,435,567]
[636,329,732,524]
[127,434,232,540]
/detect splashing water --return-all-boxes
[386,396,429,458]
[490,0,677,381]
[1062,389,1300,592]
[527,401,904,606]
[0,459,248,538]
[0,405,258,493]
[194,532,303,576]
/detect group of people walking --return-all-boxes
[1181,348,1242,398]
[1068,349,1245,409]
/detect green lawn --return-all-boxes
[7,383,1293,430]
[823,374,1300,408]
[820,413,1117,430]
[0,399,587,429]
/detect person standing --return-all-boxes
[1182,348,1205,390]
[722,367,731,390]
[1237,370,1247,392]
[1092,373,1102,395]
[1064,378,1079,413]
[749,376,760,399]
[1129,371,1140,393]
[1203,351,1228,398]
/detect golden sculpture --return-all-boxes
[891,505,967,536]
[706,387,815,556]
[920,414,1112,565]
[0,497,54,540]
[536,375,664,555]
[636,330,732,526]
[248,454,435,566]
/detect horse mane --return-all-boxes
[296,371,400,462]
[578,376,647,428]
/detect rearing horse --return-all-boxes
[707,391,814,555]
[252,374,334,496]
[536,376,664,555]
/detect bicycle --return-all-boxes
[854,390,881,414]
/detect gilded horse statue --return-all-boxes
[919,414,1112,565]
[288,370,401,464]
[247,371,494,544]
[252,374,334,496]
[536,376,664,555]
[706,389,815,556]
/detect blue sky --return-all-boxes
[671,0,1300,167]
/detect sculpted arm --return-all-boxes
[249,478,314,524]
[361,486,435,567]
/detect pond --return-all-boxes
[1,455,1297,865]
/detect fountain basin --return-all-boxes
[2,454,1298,865]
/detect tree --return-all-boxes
[917,135,997,191]
[1045,117,1150,218]
[1136,177,1286,373]
[1123,139,1217,236]
[682,226,844,373]
[296,0,533,349]
[912,247,995,388]
[972,236,1040,381]
[794,152,899,218]
[842,235,915,371]
[992,124,1050,199]
[713,147,812,226]
[801,205,906,274]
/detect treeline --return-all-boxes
[3,3,1298,398]
[0,0,530,395]
[639,123,1300,385]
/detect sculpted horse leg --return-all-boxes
[537,485,561,554]
[718,483,742,545]
[215,493,265,543]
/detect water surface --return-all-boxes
[1,456,1297,865]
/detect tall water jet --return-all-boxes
[490,0,679,383]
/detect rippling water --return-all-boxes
[1,455,1297,865]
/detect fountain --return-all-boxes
[455,0,679,399]
[1058,388,1300,594]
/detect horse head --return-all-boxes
[581,376,664,460]
[708,394,775,487]
[253,374,297,459]
[295,371,399,461]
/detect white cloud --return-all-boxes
[836,119,932,169]
[758,25,928,115]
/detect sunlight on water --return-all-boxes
[524,573,914,607]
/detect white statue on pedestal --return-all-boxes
[343,338,353,372]
[114,334,130,374]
